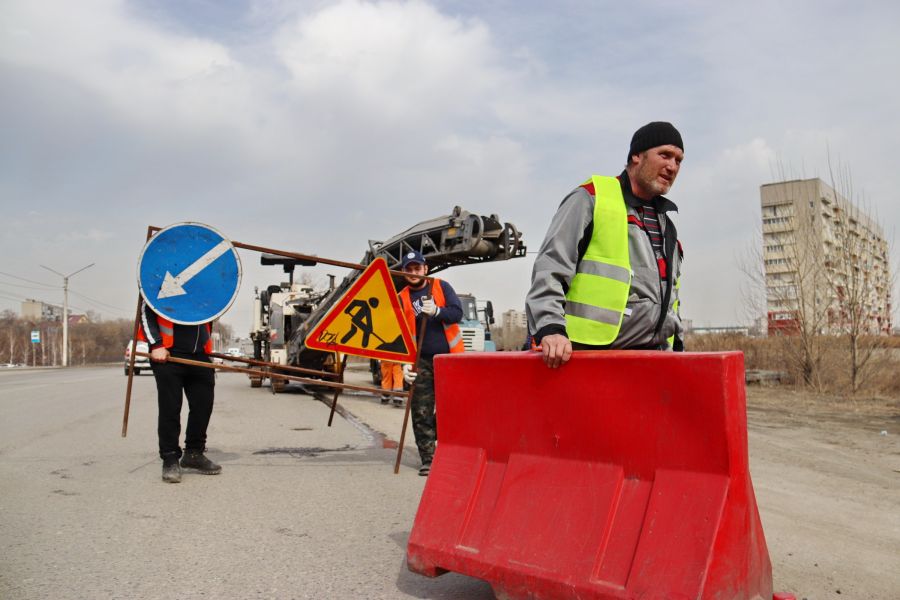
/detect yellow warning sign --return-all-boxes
[306,258,416,362]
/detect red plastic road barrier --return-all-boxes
[407,351,774,600]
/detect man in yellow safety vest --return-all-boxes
[526,121,685,368]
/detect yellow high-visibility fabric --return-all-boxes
[564,176,631,345]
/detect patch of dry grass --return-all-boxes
[686,333,900,399]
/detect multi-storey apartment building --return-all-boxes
[21,299,63,322]
[500,308,528,349]
[760,178,892,335]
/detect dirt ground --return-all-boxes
[744,386,900,599]
[342,361,898,599]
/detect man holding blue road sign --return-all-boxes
[137,223,242,484]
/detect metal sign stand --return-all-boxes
[122,225,437,479]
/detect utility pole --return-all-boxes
[40,263,94,367]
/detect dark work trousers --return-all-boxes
[410,356,437,464]
[151,353,216,459]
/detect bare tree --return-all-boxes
[0,311,18,363]
[750,170,835,389]
[824,155,895,392]
[0,314,136,365]
[212,321,234,349]
[744,157,894,393]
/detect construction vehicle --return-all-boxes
[248,255,330,390]
[249,207,525,391]
[457,293,496,352]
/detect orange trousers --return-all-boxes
[380,361,404,391]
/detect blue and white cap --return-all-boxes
[401,250,426,269]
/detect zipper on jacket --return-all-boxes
[193,326,200,354]
[653,213,676,339]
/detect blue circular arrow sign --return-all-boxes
[137,223,242,325]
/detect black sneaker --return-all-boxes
[180,450,222,475]
[162,457,182,483]
[380,394,391,404]
[393,397,405,408]
[418,462,432,476]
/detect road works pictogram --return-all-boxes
[306,258,415,362]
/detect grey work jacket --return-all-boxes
[526,171,683,350]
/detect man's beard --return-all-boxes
[635,163,672,197]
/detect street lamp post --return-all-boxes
[40,263,94,367]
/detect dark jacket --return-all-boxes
[140,302,212,355]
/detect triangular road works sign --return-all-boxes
[306,258,416,363]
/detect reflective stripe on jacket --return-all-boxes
[564,175,632,345]
[138,311,213,354]
[399,279,464,354]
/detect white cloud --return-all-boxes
[1,0,241,129]
[274,1,501,123]
[1,0,898,332]
[60,229,116,243]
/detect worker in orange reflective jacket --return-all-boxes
[139,302,222,483]
[526,121,686,368]
[397,250,464,476]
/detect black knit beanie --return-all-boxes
[628,121,683,161]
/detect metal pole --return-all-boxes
[132,352,407,397]
[207,352,339,379]
[327,354,349,427]
[62,276,68,367]
[394,283,432,474]
[123,227,154,437]
[122,294,143,437]
[147,226,436,283]
[41,262,94,367]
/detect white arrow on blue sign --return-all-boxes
[137,223,242,325]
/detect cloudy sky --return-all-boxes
[2,0,898,337]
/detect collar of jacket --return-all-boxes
[618,170,679,213]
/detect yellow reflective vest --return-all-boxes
[564,175,633,345]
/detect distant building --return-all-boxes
[500,309,528,350]
[760,178,892,335]
[21,299,63,322]
[502,309,527,330]
[501,309,527,337]
[68,314,88,326]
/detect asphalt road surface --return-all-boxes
[1,363,897,599]
[0,365,493,600]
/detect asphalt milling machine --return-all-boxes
[249,206,525,391]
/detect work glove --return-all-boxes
[403,364,418,384]
[420,297,439,317]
